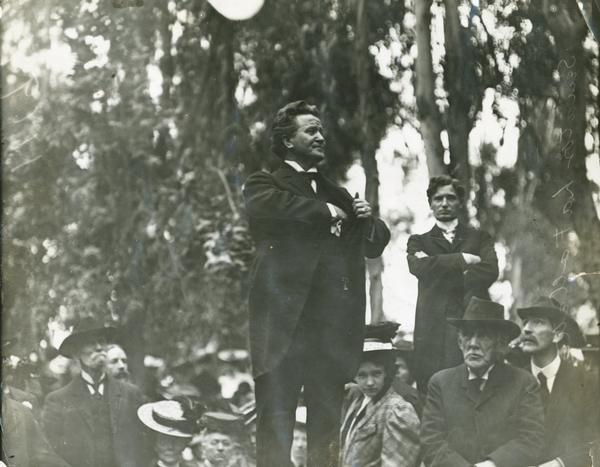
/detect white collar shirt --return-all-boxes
[532,353,561,393]
[467,364,495,391]
[284,160,341,236]
[436,218,459,243]
[80,370,106,396]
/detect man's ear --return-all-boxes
[553,322,566,344]
[283,137,293,149]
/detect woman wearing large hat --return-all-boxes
[138,398,202,467]
[339,322,421,467]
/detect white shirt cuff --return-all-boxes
[326,202,338,218]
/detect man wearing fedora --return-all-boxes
[243,101,390,466]
[420,297,545,467]
[518,296,600,467]
[407,175,499,393]
[41,320,151,467]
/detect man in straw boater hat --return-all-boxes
[41,318,151,467]
[339,322,420,467]
[137,398,201,467]
[421,297,545,467]
[517,296,600,467]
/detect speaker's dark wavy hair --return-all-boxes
[426,175,466,203]
[270,100,320,159]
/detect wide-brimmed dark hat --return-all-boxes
[448,297,521,340]
[58,317,117,358]
[363,322,400,353]
[517,296,566,327]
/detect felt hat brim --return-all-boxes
[517,306,565,326]
[58,327,117,358]
[447,318,521,341]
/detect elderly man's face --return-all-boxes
[458,327,504,374]
[430,184,461,222]
[106,345,130,380]
[202,432,235,466]
[77,340,107,371]
[285,114,325,168]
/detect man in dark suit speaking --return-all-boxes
[243,101,391,467]
[407,176,498,392]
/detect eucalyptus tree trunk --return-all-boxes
[355,0,385,323]
[415,0,446,176]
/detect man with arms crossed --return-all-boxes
[243,101,390,467]
[407,176,499,392]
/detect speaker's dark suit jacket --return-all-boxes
[407,224,498,389]
[2,396,71,467]
[243,163,390,380]
[529,359,599,467]
[420,363,545,467]
[41,376,151,467]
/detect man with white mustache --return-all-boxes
[421,297,545,467]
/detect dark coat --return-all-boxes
[420,363,545,467]
[2,396,71,467]
[41,375,151,467]
[407,223,498,389]
[243,164,390,378]
[339,386,421,467]
[530,359,599,467]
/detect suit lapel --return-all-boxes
[273,164,317,199]
[71,378,96,433]
[544,361,569,430]
[476,365,503,408]
[107,377,123,435]
[451,223,467,251]
[460,366,480,404]
[429,225,453,252]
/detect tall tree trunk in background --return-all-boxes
[443,0,471,193]
[355,0,385,323]
[415,0,446,177]
[537,1,600,319]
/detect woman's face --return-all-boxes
[355,361,386,398]
[155,433,188,465]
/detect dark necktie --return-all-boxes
[537,372,550,408]
[302,172,319,191]
[469,377,484,397]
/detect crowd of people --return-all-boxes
[2,100,600,467]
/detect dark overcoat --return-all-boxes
[420,363,545,467]
[2,396,71,467]
[243,163,390,379]
[41,375,151,467]
[529,359,599,467]
[407,223,498,389]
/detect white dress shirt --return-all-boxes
[284,160,342,236]
[436,218,459,243]
[467,364,495,391]
[531,353,561,393]
[80,369,106,396]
